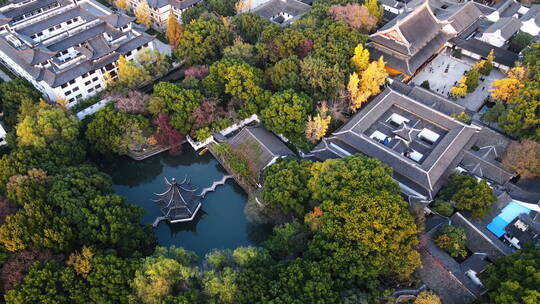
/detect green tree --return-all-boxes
[261,158,312,216]
[85,106,149,155]
[175,18,233,65]
[434,225,468,258]
[115,50,170,90]
[223,40,258,66]
[261,89,313,147]
[68,194,155,256]
[4,262,87,304]
[262,220,310,260]
[510,32,533,52]
[0,79,42,128]
[86,252,140,304]
[152,82,202,134]
[0,140,85,192]
[232,13,272,44]
[16,106,79,148]
[481,101,505,123]
[265,55,301,91]
[300,56,345,100]
[309,191,421,287]
[132,246,199,304]
[499,81,540,141]
[0,202,74,252]
[465,67,480,93]
[48,165,112,224]
[6,168,51,206]
[308,154,400,202]
[480,246,540,304]
[438,173,496,218]
[204,0,237,16]
[431,200,454,217]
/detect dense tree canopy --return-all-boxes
[85,106,149,155]
[481,246,540,304]
[0,79,42,128]
[152,82,202,134]
[5,262,87,304]
[261,89,313,147]
[438,173,496,218]
[175,17,233,65]
[16,106,79,148]
[434,225,467,258]
[261,158,312,216]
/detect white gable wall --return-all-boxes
[521,18,540,36]
[479,30,506,47]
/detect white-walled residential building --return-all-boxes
[0,0,156,107]
[520,5,540,36]
[126,0,203,30]
[0,121,6,146]
[479,17,522,47]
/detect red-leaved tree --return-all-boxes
[1,248,62,292]
[114,91,149,114]
[0,196,18,224]
[184,65,209,80]
[154,113,185,155]
[295,40,314,59]
[190,98,226,136]
[328,4,378,32]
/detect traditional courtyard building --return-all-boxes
[0,0,156,107]
[153,176,202,223]
[367,0,486,78]
[308,83,515,201]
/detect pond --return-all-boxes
[97,146,270,257]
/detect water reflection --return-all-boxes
[98,146,269,257]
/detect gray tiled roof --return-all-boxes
[484,17,522,39]
[371,3,444,56]
[497,0,521,18]
[171,0,204,10]
[46,22,117,51]
[17,7,97,36]
[445,1,483,34]
[0,0,156,88]
[147,0,171,8]
[2,0,59,19]
[99,13,134,28]
[314,87,479,198]
[460,127,515,185]
[367,30,452,75]
[450,37,518,67]
[451,212,513,258]
[252,0,310,19]
[227,125,294,173]
[521,4,540,26]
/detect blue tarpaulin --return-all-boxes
[486,201,531,238]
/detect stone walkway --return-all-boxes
[412,51,504,111]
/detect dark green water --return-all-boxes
[98,147,270,257]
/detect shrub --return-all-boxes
[432,200,454,217]
[438,173,496,218]
[434,225,467,258]
[420,80,430,90]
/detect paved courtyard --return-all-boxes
[412,51,504,112]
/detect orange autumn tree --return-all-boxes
[165,10,182,48]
